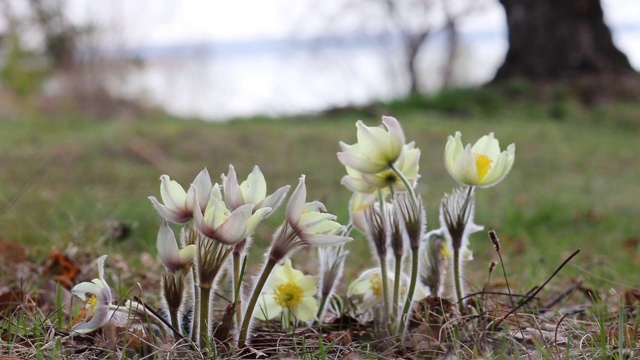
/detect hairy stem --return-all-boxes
[237,258,277,348]
[199,287,211,348]
[398,247,419,334]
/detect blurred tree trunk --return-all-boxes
[493,0,635,81]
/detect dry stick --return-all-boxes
[488,229,528,357]
[488,249,581,330]
[133,295,198,350]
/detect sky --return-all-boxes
[66,0,639,45]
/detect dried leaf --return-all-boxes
[43,249,79,289]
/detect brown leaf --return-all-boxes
[42,249,79,289]
[0,288,24,312]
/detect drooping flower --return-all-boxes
[255,259,318,323]
[268,175,352,262]
[222,164,290,215]
[341,141,421,194]
[192,184,271,245]
[148,169,213,223]
[444,132,515,188]
[346,268,428,322]
[337,116,406,174]
[71,255,113,334]
[156,220,196,273]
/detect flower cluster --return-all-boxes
[69,114,515,351]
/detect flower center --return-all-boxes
[473,153,493,181]
[274,282,303,308]
[370,273,383,297]
[86,294,98,313]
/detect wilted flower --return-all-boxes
[192,184,271,245]
[222,164,289,215]
[256,259,318,323]
[347,268,428,322]
[149,169,213,224]
[156,220,196,273]
[337,116,406,174]
[71,255,113,334]
[444,132,515,188]
[268,175,352,262]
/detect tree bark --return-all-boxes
[493,0,635,81]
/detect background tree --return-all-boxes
[493,0,635,81]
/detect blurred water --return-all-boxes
[119,26,638,122]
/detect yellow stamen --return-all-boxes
[370,274,383,297]
[86,294,98,313]
[274,282,303,308]
[473,153,493,181]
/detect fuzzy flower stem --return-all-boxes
[170,309,180,337]
[393,253,402,323]
[376,189,392,327]
[389,163,417,211]
[237,258,278,348]
[199,286,211,347]
[232,251,243,328]
[316,295,329,320]
[190,268,199,342]
[452,246,464,312]
[398,247,419,334]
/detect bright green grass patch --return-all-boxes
[0,99,639,295]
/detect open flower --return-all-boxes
[268,175,352,262]
[192,184,271,245]
[222,164,290,215]
[445,132,515,188]
[71,255,113,334]
[341,141,420,194]
[149,169,213,223]
[337,116,406,174]
[255,259,318,323]
[156,220,196,273]
[347,268,428,321]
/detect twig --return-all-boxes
[488,249,581,330]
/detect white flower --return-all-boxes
[192,184,271,245]
[222,164,289,215]
[445,132,515,188]
[256,259,318,322]
[269,175,352,261]
[71,255,113,334]
[156,220,196,273]
[337,116,406,174]
[148,169,213,223]
[347,268,428,321]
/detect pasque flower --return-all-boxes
[192,184,271,245]
[269,175,352,262]
[222,164,289,214]
[341,141,420,193]
[445,132,515,188]
[347,268,428,321]
[255,259,318,322]
[71,255,113,333]
[149,169,213,224]
[337,116,406,174]
[156,220,196,273]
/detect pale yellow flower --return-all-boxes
[149,169,213,224]
[71,255,113,334]
[156,220,196,273]
[256,259,318,322]
[222,164,289,214]
[337,116,406,174]
[347,268,428,321]
[444,132,515,188]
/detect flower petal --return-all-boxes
[156,220,180,272]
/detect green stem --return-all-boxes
[232,252,242,329]
[453,246,464,313]
[237,258,277,348]
[316,293,328,320]
[170,309,180,337]
[378,256,391,327]
[398,247,419,334]
[190,269,199,342]
[199,287,211,348]
[392,253,402,323]
[389,163,417,210]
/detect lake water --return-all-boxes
[119,27,640,122]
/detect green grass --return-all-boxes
[1,91,639,300]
